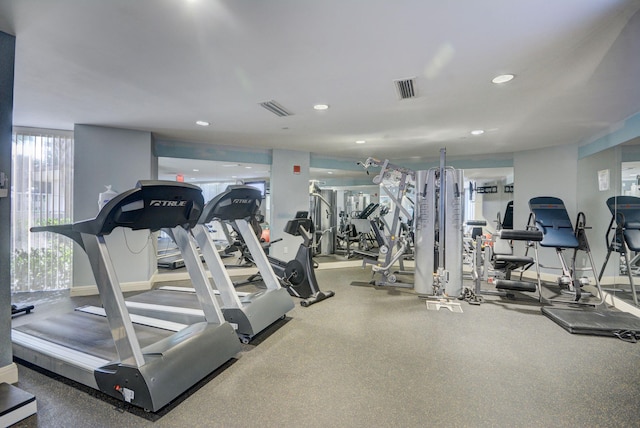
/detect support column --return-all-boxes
[72,125,156,291]
[269,149,310,261]
[0,31,17,383]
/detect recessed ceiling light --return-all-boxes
[491,74,515,84]
[313,104,329,110]
[356,140,366,144]
[327,171,333,174]
[471,129,485,135]
[192,169,199,172]
[195,120,210,126]
[222,164,239,167]
[245,166,252,169]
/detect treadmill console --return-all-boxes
[75,180,204,235]
[201,185,262,222]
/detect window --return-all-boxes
[11,127,74,292]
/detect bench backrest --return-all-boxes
[529,196,578,248]
[605,196,640,251]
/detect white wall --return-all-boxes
[473,178,512,232]
[73,125,157,288]
[269,149,310,260]
[577,146,622,280]
[513,144,579,268]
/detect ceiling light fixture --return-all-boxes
[192,169,199,172]
[327,171,334,174]
[313,104,329,110]
[491,74,515,84]
[471,130,485,136]
[195,120,210,126]
[356,140,366,144]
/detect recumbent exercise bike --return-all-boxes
[245,211,335,307]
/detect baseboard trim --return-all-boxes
[519,271,630,286]
[0,363,18,384]
[151,267,259,285]
[603,291,640,317]
[517,272,640,316]
[70,280,152,296]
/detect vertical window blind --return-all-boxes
[11,127,74,293]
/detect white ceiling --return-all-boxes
[1,0,640,168]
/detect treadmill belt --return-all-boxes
[14,311,174,361]
[127,289,202,309]
[541,306,640,341]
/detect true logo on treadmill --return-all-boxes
[232,198,252,204]
[150,200,187,207]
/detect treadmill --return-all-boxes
[12,181,241,412]
[125,185,295,343]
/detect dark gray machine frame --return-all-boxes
[12,181,241,411]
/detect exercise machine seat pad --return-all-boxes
[494,254,534,265]
[200,185,262,223]
[529,197,579,248]
[498,229,543,242]
[502,200,514,230]
[605,196,640,252]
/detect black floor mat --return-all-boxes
[541,306,640,342]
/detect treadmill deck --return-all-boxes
[13,311,174,361]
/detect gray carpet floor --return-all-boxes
[9,266,640,428]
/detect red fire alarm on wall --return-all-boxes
[293,165,301,175]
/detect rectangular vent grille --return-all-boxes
[259,100,293,117]
[394,78,417,100]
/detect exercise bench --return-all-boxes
[598,196,640,307]
[528,196,604,306]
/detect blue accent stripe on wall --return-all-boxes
[310,154,366,171]
[154,139,272,165]
[622,142,640,161]
[310,153,514,172]
[155,139,516,172]
[579,110,640,159]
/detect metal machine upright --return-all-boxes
[414,149,463,298]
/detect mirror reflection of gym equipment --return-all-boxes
[357,157,416,288]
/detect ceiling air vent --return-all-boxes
[394,77,417,100]
[259,100,293,117]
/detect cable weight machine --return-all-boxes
[358,157,416,287]
[414,149,464,311]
